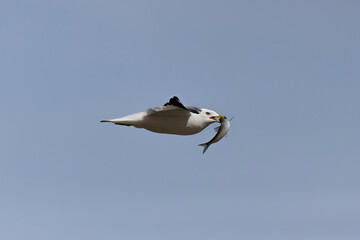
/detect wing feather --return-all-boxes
[162,96,201,114]
[146,105,191,116]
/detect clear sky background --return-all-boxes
[1,1,360,239]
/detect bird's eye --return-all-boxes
[206,112,210,115]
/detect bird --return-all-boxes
[100,96,224,135]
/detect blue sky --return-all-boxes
[1,1,360,239]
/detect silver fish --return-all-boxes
[198,116,230,153]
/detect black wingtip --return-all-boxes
[100,120,109,123]
[164,96,187,110]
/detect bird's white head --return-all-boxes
[200,108,225,124]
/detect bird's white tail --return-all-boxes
[100,112,146,127]
[100,119,132,126]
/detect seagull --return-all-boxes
[100,96,224,135]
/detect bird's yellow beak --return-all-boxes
[214,114,225,123]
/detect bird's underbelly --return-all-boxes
[139,116,204,135]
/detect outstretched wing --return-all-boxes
[164,96,201,114]
[184,105,202,114]
[164,96,188,110]
[147,96,201,116]
[147,105,191,116]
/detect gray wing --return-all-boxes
[147,105,192,116]
[184,105,202,114]
[146,96,202,116]
[163,96,202,114]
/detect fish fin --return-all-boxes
[198,143,210,154]
[225,117,234,137]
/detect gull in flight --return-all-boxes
[100,96,224,135]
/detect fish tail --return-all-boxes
[198,143,210,154]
